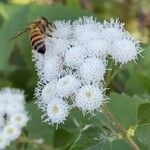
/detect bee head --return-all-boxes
[40,17,49,26]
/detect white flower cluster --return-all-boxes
[0,88,29,149]
[33,17,142,126]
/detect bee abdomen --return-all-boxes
[30,30,46,54]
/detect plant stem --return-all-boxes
[105,64,120,87]
[102,105,140,150]
[104,61,140,150]
[17,136,53,150]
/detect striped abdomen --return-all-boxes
[29,28,45,54]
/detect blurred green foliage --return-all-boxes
[0,0,150,150]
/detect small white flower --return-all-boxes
[6,103,25,116]
[32,50,44,78]
[79,58,106,84]
[83,39,109,58]
[0,104,6,116]
[110,39,139,64]
[46,98,69,125]
[43,56,62,81]
[101,19,125,44]
[100,27,124,44]
[0,88,25,104]
[41,82,57,103]
[0,115,5,128]
[73,16,102,43]
[65,46,85,68]
[56,75,80,97]
[0,133,10,149]
[53,20,71,39]
[75,85,104,112]
[45,38,69,58]
[9,113,28,128]
[3,124,21,141]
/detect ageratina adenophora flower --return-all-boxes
[0,88,29,149]
[33,16,142,126]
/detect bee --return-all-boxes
[10,17,56,54]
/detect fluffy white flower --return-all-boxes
[0,88,29,147]
[6,103,25,116]
[32,50,44,78]
[0,133,10,149]
[0,88,25,104]
[32,16,143,126]
[100,27,124,44]
[46,98,69,125]
[41,82,57,103]
[56,75,80,97]
[43,56,62,81]
[110,39,139,64]
[0,104,6,116]
[53,20,71,39]
[3,124,21,141]
[101,19,125,44]
[65,46,85,68]
[73,16,102,43]
[75,85,104,112]
[83,39,109,58]
[0,115,4,128]
[45,38,69,58]
[9,113,28,128]
[79,58,106,84]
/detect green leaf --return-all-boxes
[0,2,21,20]
[53,129,74,149]
[27,101,54,145]
[138,103,150,124]
[136,73,150,93]
[135,124,150,148]
[108,93,142,129]
[0,6,30,71]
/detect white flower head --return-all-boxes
[3,124,21,141]
[0,115,5,128]
[32,50,44,78]
[75,85,104,113]
[0,88,28,147]
[101,19,125,44]
[32,16,143,126]
[41,81,57,104]
[56,75,80,97]
[45,38,70,58]
[83,39,109,58]
[0,133,10,149]
[0,104,6,116]
[53,20,72,39]
[6,103,25,116]
[73,16,102,43]
[9,113,29,128]
[43,56,62,81]
[65,45,85,68]
[110,38,141,64]
[79,58,106,84]
[45,98,70,125]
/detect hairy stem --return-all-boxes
[102,105,140,150]
[104,62,140,150]
[17,136,53,150]
[105,63,120,87]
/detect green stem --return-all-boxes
[103,62,140,150]
[102,105,140,150]
[17,136,53,150]
[105,64,120,87]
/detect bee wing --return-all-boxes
[10,27,31,41]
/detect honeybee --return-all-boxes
[10,17,56,54]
